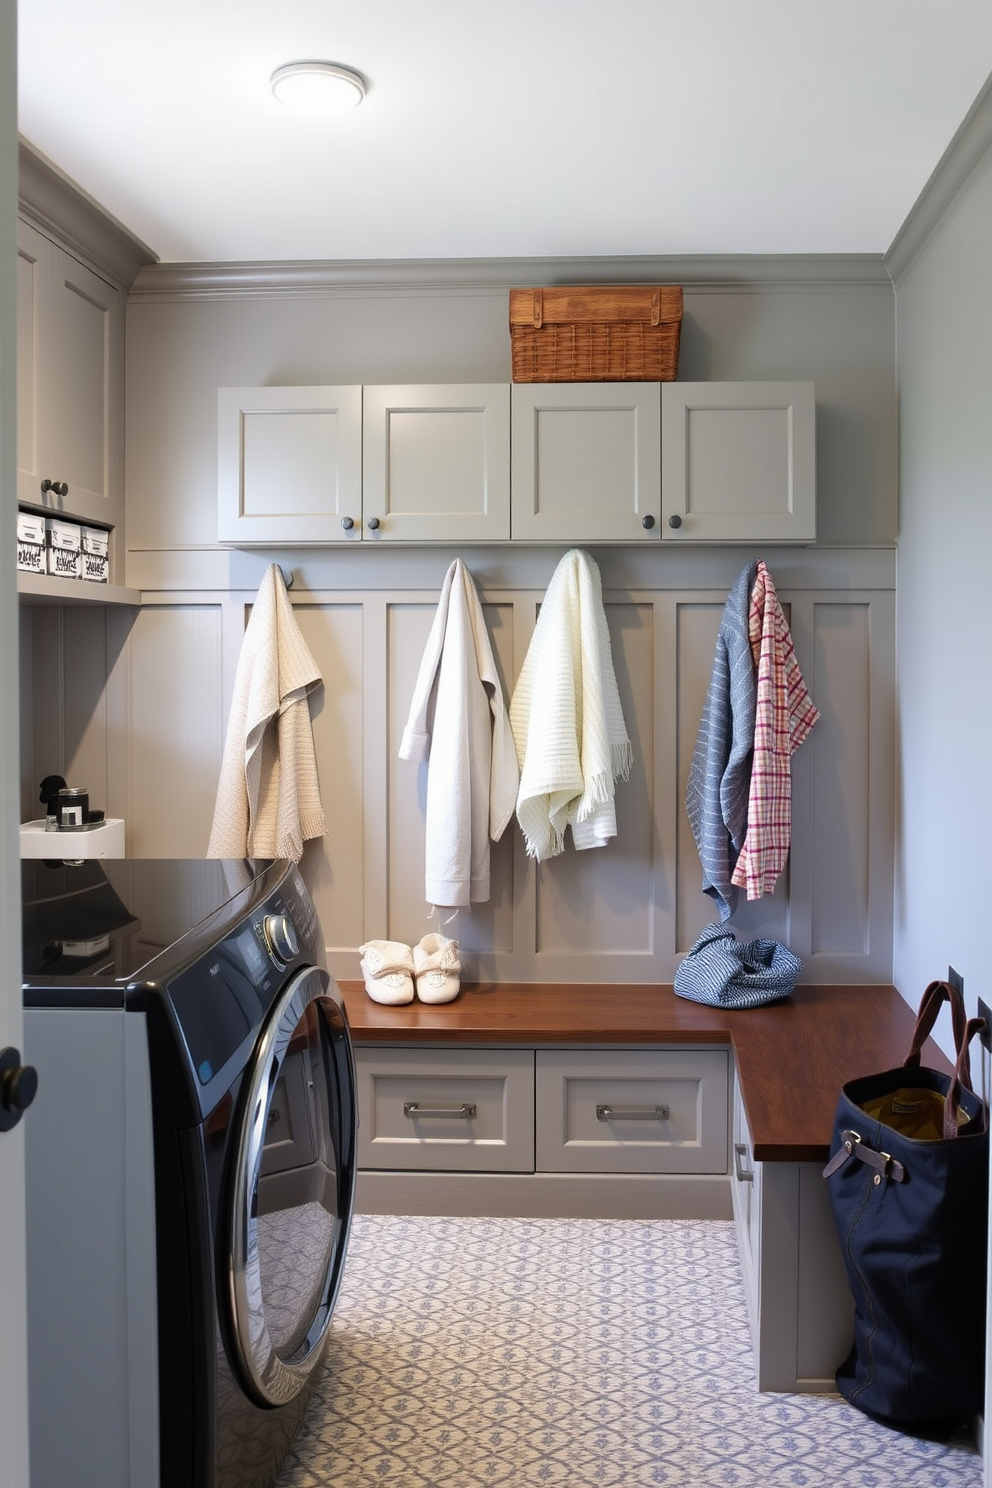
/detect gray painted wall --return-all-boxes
[123,267,896,563]
[893,136,992,1040]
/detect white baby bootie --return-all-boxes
[359,940,415,1005]
[413,934,461,1004]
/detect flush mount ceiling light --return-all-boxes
[270,61,367,117]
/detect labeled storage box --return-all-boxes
[81,525,110,583]
[509,285,683,383]
[16,510,47,573]
[46,518,83,580]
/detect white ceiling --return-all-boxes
[16,0,992,266]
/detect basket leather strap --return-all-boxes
[530,289,543,328]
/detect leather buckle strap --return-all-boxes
[822,1129,907,1184]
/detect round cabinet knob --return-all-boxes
[641,514,656,530]
[668,514,683,529]
[0,1048,39,1133]
[263,913,299,967]
[366,516,380,531]
[340,516,355,531]
[55,482,69,497]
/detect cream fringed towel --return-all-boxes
[509,549,632,861]
[207,565,325,863]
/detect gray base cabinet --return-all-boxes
[731,1067,853,1392]
[353,1044,731,1220]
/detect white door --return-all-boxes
[1,1,31,1480]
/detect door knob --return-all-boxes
[0,1048,39,1133]
[668,514,683,529]
[367,516,380,531]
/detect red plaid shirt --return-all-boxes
[730,562,819,901]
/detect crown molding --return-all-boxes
[885,74,992,286]
[17,137,157,289]
[127,253,891,302]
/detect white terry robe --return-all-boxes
[509,548,632,862]
[399,559,519,908]
[207,565,325,863]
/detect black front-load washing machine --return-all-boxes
[21,857,357,1488]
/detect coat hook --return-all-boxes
[277,565,294,590]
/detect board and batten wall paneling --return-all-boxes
[291,599,369,961]
[386,594,516,972]
[124,604,225,857]
[525,599,658,980]
[807,595,895,980]
[50,557,894,986]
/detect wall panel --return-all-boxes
[27,557,895,986]
[125,604,224,857]
[290,601,366,958]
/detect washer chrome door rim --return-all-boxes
[227,965,355,1407]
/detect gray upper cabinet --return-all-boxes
[511,382,662,542]
[17,219,123,529]
[363,384,510,542]
[217,385,364,545]
[218,378,816,547]
[661,380,816,542]
[218,382,509,545]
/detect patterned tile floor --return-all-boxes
[275,1215,983,1488]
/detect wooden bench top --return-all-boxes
[337,979,951,1164]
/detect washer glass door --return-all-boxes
[227,965,356,1407]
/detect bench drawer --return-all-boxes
[355,1048,535,1171]
[535,1049,729,1173]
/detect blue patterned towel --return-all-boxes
[684,563,757,921]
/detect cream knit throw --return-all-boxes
[510,549,632,861]
[207,565,326,863]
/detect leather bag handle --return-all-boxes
[904,979,973,1091]
[943,1016,987,1139]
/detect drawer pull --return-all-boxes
[403,1101,477,1119]
[734,1142,754,1183]
[596,1103,670,1122]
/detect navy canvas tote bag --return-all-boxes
[823,980,988,1437]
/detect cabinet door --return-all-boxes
[661,381,815,542]
[16,221,55,508]
[511,383,661,541]
[51,248,122,527]
[731,1070,761,1335]
[17,220,122,528]
[363,384,510,542]
[217,385,363,545]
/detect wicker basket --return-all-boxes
[509,285,682,383]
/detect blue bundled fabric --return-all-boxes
[674,922,801,1009]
